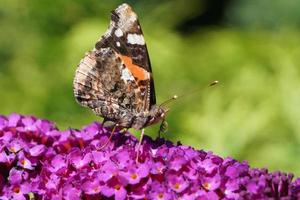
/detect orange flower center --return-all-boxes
[63,142,72,151]
[13,186,20,193]
[156,167,162,173]
[10,147,16,153]
[131,173,138,180]
[158,193,164,199]
[174,182,181,190]
[20,159,26,166]
[203,182,211,190]
[115,184,121,190]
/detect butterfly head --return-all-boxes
[130,105,168,130]
[147,105,169,126]
[143,95,177,127]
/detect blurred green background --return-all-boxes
[1,0,300,175]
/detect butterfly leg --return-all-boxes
[136,128,145,162]
[120,128,129,134]
[157,119,168,139]
[98,124,118,150]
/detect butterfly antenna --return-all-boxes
[163,80,219,105]
[210,80,219,86]
[159,80,219,107]
[159,95,178,107]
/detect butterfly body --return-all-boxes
[73,4,168,130]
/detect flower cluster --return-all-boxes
[0,113,300,199]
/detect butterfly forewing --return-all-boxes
[95,4,156,109]
[73,4,157,127]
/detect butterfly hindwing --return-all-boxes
[74,47,145,121]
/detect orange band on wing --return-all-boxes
[119,55,148,80]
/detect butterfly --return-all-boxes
[73,3,170,135]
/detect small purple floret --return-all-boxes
[0,113,299,199]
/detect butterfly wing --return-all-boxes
[96,3,156,109]
[73,4,155,125]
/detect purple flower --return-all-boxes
[201,174,221,191]
[0,113,299,199]
[7,113,21,127]
[8,168,23,185]
[166,173,189,193]
[148,181,173,200]
[63,185,81,200]
[150,160,166,174]
[120,163,149,184]
[29,144,45,157]
[49,154,67,173]
[82,179,101,195]
[17,152,34,170]
[68,148,92,169]
[44,174,61,190]
[224,179,240,199]
[2,182,31,200]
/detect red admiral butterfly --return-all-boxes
[73,4,169,138]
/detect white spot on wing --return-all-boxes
[115,28,123,37]
[116,41,121,47]
[127,33,145,45]
[121,67,135,81]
